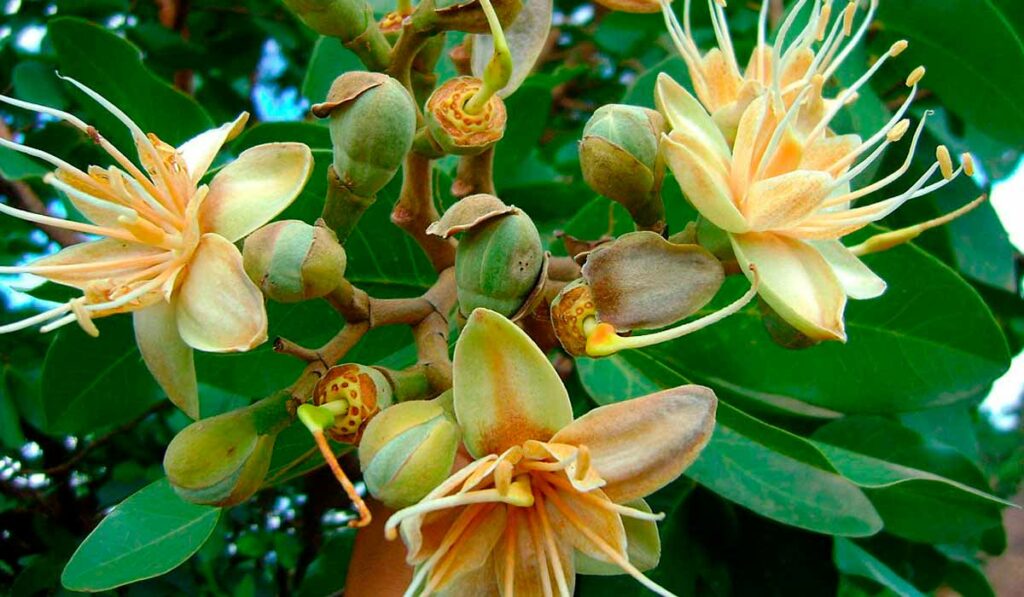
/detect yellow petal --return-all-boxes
[429,506,507,593]
[494,508,554,597]
[742,170,835,231]
[700,49,743,112]
[29,239,165,289]
[811,240,887,300]
[200,142,313,242]
[175,233,268,352]
[438,555,500,596]
[730,232,847,341]
[133,300,199,419]
[731,93,774,195]
[800,134,862,174]
[654,73,731,163]
[662,133,749,234]
[177,112,249,183]
[543,485,626,566]
[453,309,573,458]
[551,386,716,503]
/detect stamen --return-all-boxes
[0,302,72,334]
[118,215,170,248]
[495,460,513,496]
[586,265,760,357]
[43,173,139,221]
[771,0,811,101]
[403,504,493,597]
[69,298,99,337]
[848,195,987,256]
[816,2,832,41]
[822,0,879,80]
[0,199,137,242]
[544,476,668,521]
[0,136,89,178]
[385,479,534,540]
[963,153,975,176]
[419,505,496,596]
[534,491,572,597]
[525,506,555,597]
[842,1,856,36]
[906,66,926,86]
[574,445,591,481]
[756,0,770,81]
[829,83,919,175]
[503,509,517,596]
[887,119,911,142]
[708,0,741,77]
[936,146,954,180]
[0,253,170,276]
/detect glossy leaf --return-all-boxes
[834,538,925,597]
[301,36,364,105]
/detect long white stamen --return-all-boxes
[822,0,879,80]
[0,93,90,130]
[121,172,184,229]
[0,200,135,241]
[0,136,84,176]
[43,173,139,221]
[0,253,169,276]
[708,0,741,77]
[660,0,712,100]
[385,484,531,540]
[756,0,770,81]
[848,195,987,256]
[771,0,811,101]
[753,86,815,182]
[830,83,919,175]
[0,302,73,334]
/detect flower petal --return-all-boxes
[175,233,268,352]
[551,386,717,503]
[543,485,626,566]
[134,300,199,418]
[29,238,165,289]
[800,134,861,174]
[742,170,835,231]
[655,73,731,163]
[177,112,250,183]
[430,506,507,593]
[662,132,750,234]
[470,0,552,98]
[811,240,887,300]
[200,142,313,242]
[730,232,847,341]
[575,499,660,575]
[453,309,573,458]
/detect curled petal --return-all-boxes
[655,73,731,163]
[551,386,717,503]
[427,193,516,238]
[731,232,847,341]
[175,233,268,352]
[743,170,835,231]
[454,309,573,458]
[662,133,749,234]
[177,112,249,183]
[134,301,198,419]
[811,240,886,300]
[201,143,313,242]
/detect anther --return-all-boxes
[574,445,591,481]
[962,153,975,177]
[70,298,99,337]
[906,66,926,86]
[887,119,911,142]
[843,1,857,36]
[890,40,909,56]
[817,3,833,41]
[936,146,954,180]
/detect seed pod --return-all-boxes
[426,0,523,34]
[313,364,395,443]
[358,400,461,509]
[281,0,370,41]
[549,278,599,357]
[164,408,276,507]
[580,104,666,231]
[426,77,507,156]
[312,72,416,197]
[243,220,346,303]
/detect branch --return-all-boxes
[392,152,456,271]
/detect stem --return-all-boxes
[629,189,667,236]
[377,365,434,401]
[391,152,456,271]
[388,25,434,91]
[462,0,512,114]
[322,166,377,244]
[451,147,496,198]
[312,430,373,527]
[345,10,393,72]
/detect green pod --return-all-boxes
[281,0,369,41]
[164,409,276,507]
[358,400,461,509]
[243,220,346,303]
[456,211,543,318]
[312,72,416,197]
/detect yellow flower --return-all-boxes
[654,0,983,341]
[385,309,717,596]
[0,77,313,417]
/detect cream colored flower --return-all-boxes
[0,77,313,417]
[656,0,982,341]
[384,309,717,596]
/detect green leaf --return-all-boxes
[62,479,220,591]
[296,530,356,597]
[41,315,162,435]
[12,61,68,110]
[623,56,690,108]
[577,354,883,536]
[874,0,1024,144]
[48,17,213,148]
[834,538,925,597]
[0,367,26,449]
[301,36,364,104]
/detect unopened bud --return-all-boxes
[282,0,369,41]
[313,364,394,442]
[312,72,416,196]
[243,221,346,303]
[549,278,599,357]
[358,400,461,509]
[164,408,276,507]
[426,77,507,156]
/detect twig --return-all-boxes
[392,152,456,271]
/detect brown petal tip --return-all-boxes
[426,194,518,238]
[311,72,389,118]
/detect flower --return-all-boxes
[384,308,717,596]
[655,0,984,341]
[0,76,313,417]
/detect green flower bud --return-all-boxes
[424,0,522,34]
[549,278,599,357]
[164,408,276,507]
[426,77,507,156]
[312,72,416,197]
[358,400,461,509]
[313,364,395,443]
[282,0,369,40]
[243,221,346,303]
[580,104,667,231]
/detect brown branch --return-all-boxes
[392,152,456,271]
[451,148,496,198]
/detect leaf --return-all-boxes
[48,17,213,148]
[41,314,162,435]
[874,0,1024,144]
[622,56,690,108]
[834,538,925,597]
[12,61,68,110]
[296,530,356,597]
[0,367,26,449]
[301,36,364,104]
[577,354,883,536]
[61,479,220,591]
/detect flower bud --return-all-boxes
[580,105,666,231]
[426,77,507,156]
[313,364,395,443]
[358,400,461,509]
[312,72,416,197]
[428,0,522,34]
[243,221,346,303]
[164,408,276,507]
[549,278,599,357]
[282,0,370,41]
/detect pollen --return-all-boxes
[962,153,976,177]
[906,66,926,86]
[887,119,911,142]
[936,146,954,180]
[890,40,909,56]
[842,2,857,36]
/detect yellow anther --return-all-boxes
[503,477,535,508]
[887,119,911,142]
[574,445,591,481]
[69,298,99,337]
[715,0,726,6]
[906,66,926,87]
[817,3,833,41]
[936,146,954,180]
[843,2,857,36]
[118,215,167,246]
[890,40,909,56]
[962,153,976,177]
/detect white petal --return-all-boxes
[662,132,750,233]
[134,301,199,419]
[177,112,250,183]
[470,0,552,98]
[811,240,887,300]
[655,73,732,162]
